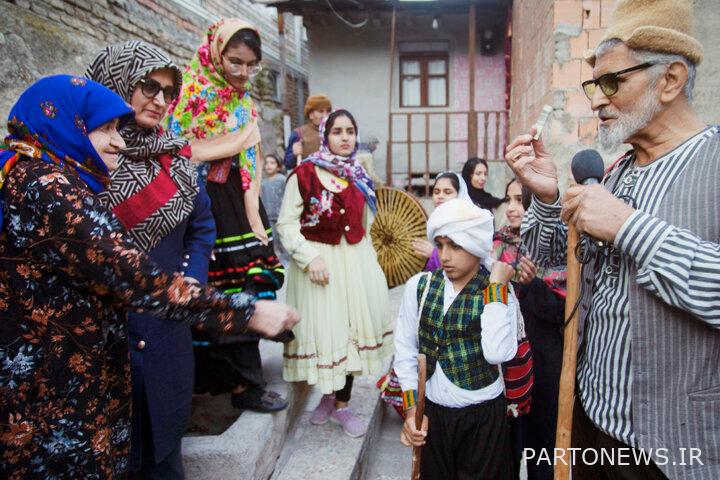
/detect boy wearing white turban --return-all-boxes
[394,199,518,478]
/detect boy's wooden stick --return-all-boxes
[411,354,427,480]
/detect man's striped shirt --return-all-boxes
[521,126,720,447]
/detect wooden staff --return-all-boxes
[554,225,582,480]
[411,353,427,480]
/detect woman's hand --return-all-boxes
[307,256,330,286]
[411,239,434,258]
[517,256,538,285]
[489,261,516,284]
[248,213,269,245]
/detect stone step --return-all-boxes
[361,403,412,480]
[270,372,387,480]
[182,339,311,480]
[182,285,405,479]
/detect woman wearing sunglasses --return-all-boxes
[167,19,288,416]
[86,40,217,478]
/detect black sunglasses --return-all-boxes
[137,77,178,103]
[581,62,657,100]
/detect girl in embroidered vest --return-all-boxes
[277,109,393,437]
[394,199,519,478]
[0,75,262,479]
[86,40,216,477]
[166,19,288,414]
[493,178,566,480]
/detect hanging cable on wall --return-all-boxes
[325,0,369,29]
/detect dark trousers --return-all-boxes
[572,398,668,480]
[335,375,354,402]
[129,389,185,480]
[420,396,512,480]
[193,340,265,394]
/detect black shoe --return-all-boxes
[231,387,288,413]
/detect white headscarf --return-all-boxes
[434,171,472,203]
[427,198,495,271]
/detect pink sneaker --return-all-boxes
[330,407,366,438]
[309,394,336,425]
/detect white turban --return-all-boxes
[426,198,495,271]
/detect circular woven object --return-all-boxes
[371,186,429,288]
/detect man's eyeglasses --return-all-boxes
[581,62,657,100]
[137,78,179,103]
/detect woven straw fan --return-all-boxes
[370,187,429,288]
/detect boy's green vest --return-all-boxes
[417,269,500,390]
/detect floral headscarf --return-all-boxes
[493,225,567,297]
[167,18,262,190]
[86,40,199,253]
[0,75,132,226]
[301,110,377,213]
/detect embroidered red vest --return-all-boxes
[293,162,365,245]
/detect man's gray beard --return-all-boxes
[598,89,661,152]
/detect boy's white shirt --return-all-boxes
[393,270,518,409]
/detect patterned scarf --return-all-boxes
[493,225,567,297]
[86,40,199,253]
[0,75,132,226]
[302,112,377,213]
[166,18,261,189]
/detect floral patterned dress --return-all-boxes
[0,159,254,479]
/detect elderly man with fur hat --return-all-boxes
[394,199,519,479]
[283,94,332,169]
[506,0,720,478]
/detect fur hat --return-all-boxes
[304,94,332,118]
[585,0,703,66]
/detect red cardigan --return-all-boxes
[293,162,366,245]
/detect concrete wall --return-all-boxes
[0,0,309,155]
[306,8,507,195]
[510,0,720,192]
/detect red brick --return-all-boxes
[600,0,616,28]
[579,117,599,144]
[553,60,583,89]
[588,28,607,52]
[582,1,601,30]
[570,31,589,59]
[548,117,579,145]
[566,89,593,117]
[554,1,582,28]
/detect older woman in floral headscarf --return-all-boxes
[0,75,272,479]
[167,18,287,413]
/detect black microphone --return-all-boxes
[570,149,606,248]
[571,149,604,185]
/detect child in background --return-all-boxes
[261,154,288,265]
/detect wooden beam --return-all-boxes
[385,7,397,185]
[278,13,287,112]
[468,4,478,158]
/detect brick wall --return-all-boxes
[509,0,718,190]
[509,0,615,190]
[0,0,308,153]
